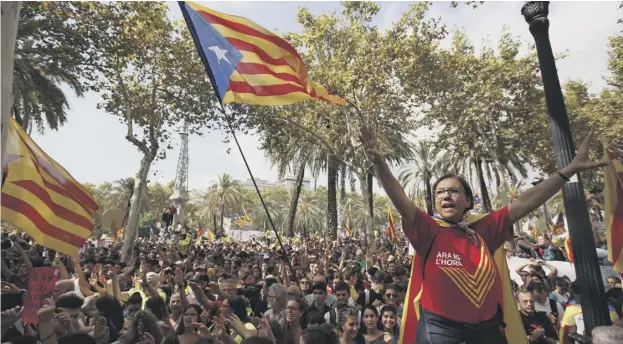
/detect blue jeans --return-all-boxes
[415,306,508,344]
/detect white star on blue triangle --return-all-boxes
[181,2,244,102]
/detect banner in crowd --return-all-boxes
[1,118,99,256]
[228,229,272,241]
[21,267,58,324]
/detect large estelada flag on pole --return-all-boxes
[603,139,623,272]
[178,1,344,106]
[1,117,98,256]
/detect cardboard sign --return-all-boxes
[21,267,58,324]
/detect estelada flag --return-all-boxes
[178,1,344,106]
[1,117,99,256]
[399,214,527,344]
[602,139,623,272]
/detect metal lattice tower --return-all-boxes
[170,120,189,226]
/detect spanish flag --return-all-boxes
[603,139,623,272]
[179,1,344,106]
[1,117,99,256]
[399,215,527,344]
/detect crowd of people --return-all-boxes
[1,129,622,344]
[0,224,621,344]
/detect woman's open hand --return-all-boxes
[568,131,610,173]
[360,126,383,164]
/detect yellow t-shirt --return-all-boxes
[559,303,618,343]
[121,282,167,309]
[349,285,359,302]
[230,323,256,344]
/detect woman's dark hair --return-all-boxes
[95,295,124,342]
[431,173,474,212]
[306,311,325,326]
[176,304,202,335]
[55,294,84,310]
[302,324,339,344]
[127,311,163,344]
[145,296,168,321]
[227,297,249,323]
[359,305,380,333]
[378,305,400,339]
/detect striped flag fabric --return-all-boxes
[1,117,98,256]
[386,208,397,242]
[240,207,253,222]
[603,139,623,272]
[178,1,345,106]
[232,214,245,227]
[344,217,352,236]
[206,230,216,241]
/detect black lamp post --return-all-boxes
[521,2,611,332]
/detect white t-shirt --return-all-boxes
[535,298,565,323]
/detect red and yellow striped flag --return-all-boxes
[344,217,352,236]
[1,118,98,256]
[603,139,623,272]
[386,208,397,242]
[179,1,345,106]
[206,230,216,241]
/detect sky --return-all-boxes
[30,1,621,195]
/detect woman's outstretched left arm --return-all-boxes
[508,132,609,223]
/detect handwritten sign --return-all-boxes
[22,267,58,324]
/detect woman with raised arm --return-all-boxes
[360,126,608,344]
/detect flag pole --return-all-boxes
[218,104,299,286]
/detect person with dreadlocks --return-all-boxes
[361,127,608,344]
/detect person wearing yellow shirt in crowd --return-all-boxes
[559,282,619,344]
[120,271,167,309]
[345,269,359,304]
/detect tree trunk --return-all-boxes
[1,2,22,174]
[327,156,339,238]
[212,214,217,235]
[358,174,375,247]
[219,201,224,236]
[340,164,347,201]
[366,169,374,219]
[121,153,154,262]
[285,160,306,237]
[475,157,492,213]
[425,173,434,215]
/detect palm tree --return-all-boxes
[293,190,323,237]
[12,1,91,134]
[398,141,450,215]
[197,174,243,236]
[109,177,138,210]
[250,187,290,234]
